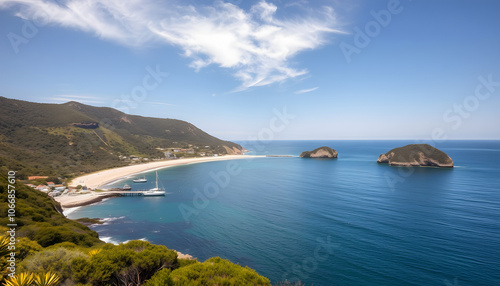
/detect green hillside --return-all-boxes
[0,97,242,179]
[0,170,101,248]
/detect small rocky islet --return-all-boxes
[299,146,338,158]
[377,144,454,168]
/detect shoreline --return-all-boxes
[56,192,121,209]
[56,155,263,209]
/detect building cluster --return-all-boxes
[25,178,89,197]
[164,146,217,157]
[117,145,220,163]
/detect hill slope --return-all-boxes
[0,97,243,178]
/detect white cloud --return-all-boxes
[1,0,343,90]
[142,101,173,106]
[295,87,319,94]
[47,94,105,104]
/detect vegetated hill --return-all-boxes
[0,96,243,178]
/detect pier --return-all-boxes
[266,155,294,157]
[118,191,146,196]
[105,190,148,196]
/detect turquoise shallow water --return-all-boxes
[67,140,500,285]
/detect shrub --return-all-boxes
[76,240,178,286]
[20,247,87,281]
[142,269,173,286]
[16,237,43,261]
[145,257,271,286]
[177,258,198,268]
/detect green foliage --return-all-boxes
[177,258,198,268]
[68,257,89,283]
[45,242,80,250]
[73,240,178,286]
[16,237,43,261]
[145,256,271,286]
[33,226,98,248]
[143,269,173,286]
[19,247,88,281]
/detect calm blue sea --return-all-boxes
[67,140,500,285]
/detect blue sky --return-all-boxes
[1,0,499,140]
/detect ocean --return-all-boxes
[67,140,500,285]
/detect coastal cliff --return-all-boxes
[377,144,453,168]
[300,146,338,158]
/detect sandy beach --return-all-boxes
[55,155,262,209]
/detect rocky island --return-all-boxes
[300,146,338,158]
[377,144,453,168]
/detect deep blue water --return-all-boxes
[67,140,500,285]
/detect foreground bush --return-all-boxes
[72,240,178,286]
[20,247,87,281]
[145,257,271,286]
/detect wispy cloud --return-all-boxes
[0,0,343,90]
[0,0,155,46]
[295,87,319,94]
[47,94,105,104]
[142,101,174,106]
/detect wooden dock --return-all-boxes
[118,191,146,196]
[106,190,147,196]
[266,155,294,157]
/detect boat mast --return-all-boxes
[156,171,159,189]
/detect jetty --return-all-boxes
[105,189,150,196]
[266,155,294,157]
[116,190,147,196]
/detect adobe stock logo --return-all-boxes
[339,0,405,63]
[442,74,500,131]
[6,7,54,54]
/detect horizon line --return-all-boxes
[229,139,500,141]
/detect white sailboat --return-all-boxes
[142,171,166,196]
